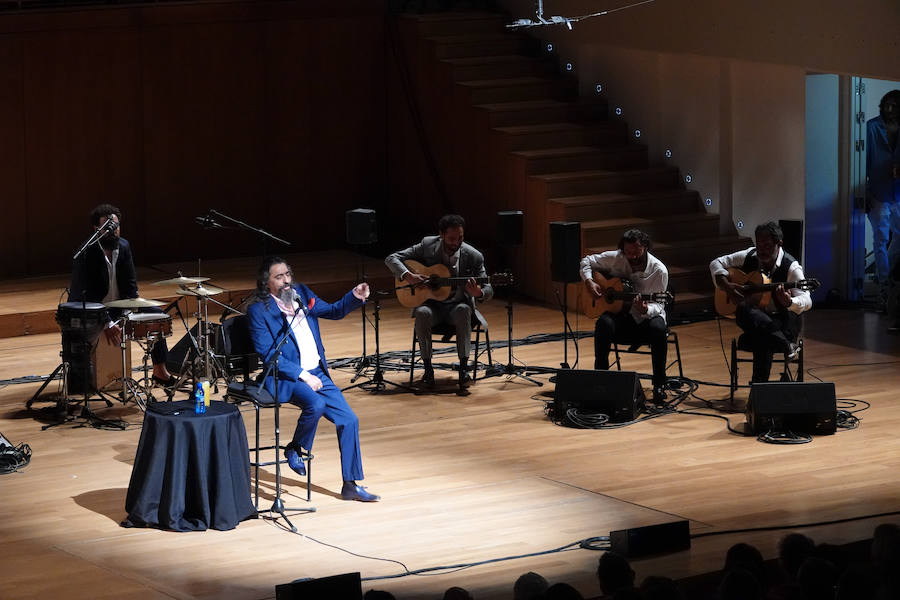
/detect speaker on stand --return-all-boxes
[550,221,582,370]
[484,211,543,385]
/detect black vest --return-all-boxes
[741,248,796,282]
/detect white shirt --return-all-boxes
[708,247,812,315]
[280,299,322,374]
[579,250,669,323]
[101,247,120,304]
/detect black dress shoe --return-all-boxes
[421,366,435,388]
[341,481,380,502]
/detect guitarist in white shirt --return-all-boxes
[385,214,493,388]
[580,229,670,402]
[710,221,812,383]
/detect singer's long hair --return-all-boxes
[254,256,290,306]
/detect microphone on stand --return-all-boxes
[101,217,119,232]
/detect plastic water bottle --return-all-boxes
[194,382,206,414]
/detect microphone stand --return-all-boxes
[342,291,413,393]
[203,209,291,256]
[253,296,315,532]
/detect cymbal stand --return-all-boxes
[168,297,203,396]
[342,293,413,393]
[192,286,227,392]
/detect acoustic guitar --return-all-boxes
[580,272,672,319]
[714,267,820,318]
[395,259,513,308]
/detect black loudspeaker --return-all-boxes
[497,210,524,245]
[778,219,803,261]
[747,382,836,435]
[346,208,377,245]
[610,521,691,558]
[549,221,581,283]
[275,572,362,600]
[553,369,645,423]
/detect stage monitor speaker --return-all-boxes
[497,210,523,245]
[346,208,377,245]
[549,221,581,283]
[610,521,691,558]
[553,369,645,423]
[747,381,836,435]
[778,219,803,261]
[275,572,361,600]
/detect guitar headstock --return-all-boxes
[489,272,514,286]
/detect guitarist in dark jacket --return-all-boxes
[580,229,670,401]
[710,221,812,383]
[385,214,492,388]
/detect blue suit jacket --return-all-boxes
[247,283,362,401]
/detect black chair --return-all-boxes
[611,328,684,379]
[409,308,492,384]
[729,334,804,402]
[222,316,313,510]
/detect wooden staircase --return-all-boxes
[396,11,751,320]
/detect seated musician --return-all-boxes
[581,229,669,402]
[385,214,493,387]
[710,221,812,383]
[68,204,174,386]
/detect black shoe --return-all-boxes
[421,366,435,388]
[284,445,306,477]
[152,374,177,388]
[341,481,380,502]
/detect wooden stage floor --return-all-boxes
[1,274,900,599]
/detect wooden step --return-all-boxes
[495,121,627,151]
[456,75,572,104]
[531,165,682,197]
[618,234,752,266]
[425,32,530,59]
[402,11,507,37]
[549,190,703,221]
[513,144,647,174]
[668,291,717,323]
[668,264,717,293]
[441,54,555,81]
[580,213,721,247]
[474,98,607,127]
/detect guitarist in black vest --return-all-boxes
[580,229,670,402]
[710,221,812,382]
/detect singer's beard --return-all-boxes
[278,286,294,306]
[99,233,120,251]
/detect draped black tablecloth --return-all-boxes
[123,400,256,531]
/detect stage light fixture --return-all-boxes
[565,62,573,71]
[634,130,641,138]
[685,174,692,183]
[705,198,712,206]
[738,220,744,229]
[595,84,603,93]
[665,149,672,158]
[546,43,554,52]
[615,107,623,116]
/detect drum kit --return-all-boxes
[30,272,240,417]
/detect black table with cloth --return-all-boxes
[123,400,256,531]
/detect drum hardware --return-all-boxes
[28,300,126,430]
[103,312,176,410]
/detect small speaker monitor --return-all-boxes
[553,369,645,423]
[549,221,581,283]
[346,208,377,245]
[497,210,524,245]
[275,572,362,600]
[747,381,837,435]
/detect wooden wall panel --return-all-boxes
[22,29,143,276]
[0,37,27,279]
[141,21,268,265]
[0,1,387,279]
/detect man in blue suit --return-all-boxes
[247,256,379,502]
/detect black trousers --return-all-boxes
[735,304,801,382]
[594,312,668,388]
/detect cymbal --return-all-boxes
[176,285,224,297]
[151,275,210,286]
[105,297,166,308]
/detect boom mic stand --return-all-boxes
[254,301,315,532]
